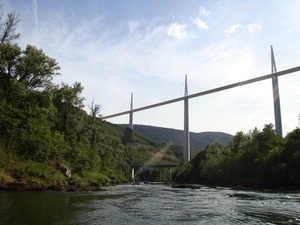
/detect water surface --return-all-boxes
[0,184,299,224]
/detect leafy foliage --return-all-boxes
[0,38,175,185]
[174,125,300,188]
[0,10,132,185]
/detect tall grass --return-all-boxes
[7,161,67,185]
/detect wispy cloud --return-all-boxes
[192,18,208,30]
[224,24,243,36]
[32,0,38,31]
[128,21,140,34]
[192,6,210,30]
[247,23,262,34]
[200,7,211,17]
[167,23,186,38]
[225,23,262,36]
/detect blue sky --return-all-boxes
[3,0,300,135]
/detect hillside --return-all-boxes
[120,124,233,148]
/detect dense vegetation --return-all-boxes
[174,124,300,189]
[0,9,176,186]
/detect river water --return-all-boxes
[0,184,299,225]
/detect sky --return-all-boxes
[2,0,300,135]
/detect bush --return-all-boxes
[83,171,109,186]
[0,169,15,184]
[68,174,87,187]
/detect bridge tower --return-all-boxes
[184,75,190,162]
[271,46,282,137]
[129,92,133,129]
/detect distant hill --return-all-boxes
[120,124,233,148]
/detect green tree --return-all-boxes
[16,45,60,89]
[0,44,60,104]
[0,43,61,160]
[283,128,300,186]
[88,99,103,151]
[199,143,227,184]
[0,43,22,103]
[52,82,86,143]
[0,7,20,47]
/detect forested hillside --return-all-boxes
[0,10,176,187]
[122,124,233,148]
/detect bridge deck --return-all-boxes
[131,164,177,168]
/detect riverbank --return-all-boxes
[0,182,106,192]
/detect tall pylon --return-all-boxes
[271,46,282,137]
[129,92,133,129]
[184,75,190,162]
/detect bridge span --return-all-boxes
[102,47,300,162]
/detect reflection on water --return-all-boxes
[0,184,299,225]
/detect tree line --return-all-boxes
[174,124,300,189]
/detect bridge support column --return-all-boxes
[184,75,190,162]
[271,46,282,137]
[131,167,135,179]
[169,168,172,182]
[129,92,133,129]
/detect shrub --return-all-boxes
[83,171,109,186]
[0,169,15,184]
[68,174,87,187]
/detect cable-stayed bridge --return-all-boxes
[102,46,300,162]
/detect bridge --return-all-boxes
[102,46,300,162]
[131,164,177,182]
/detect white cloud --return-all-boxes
[224,24,243,36]
[224,23,262,36]
[200,7,211,17]
[218,52,231,58]
[167,23,186,38]
[247,24,262,34]
[192,18,208,30]
[192,7,210,30]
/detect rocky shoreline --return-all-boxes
[0,182,106,192]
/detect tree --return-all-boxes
[16,45,60,89]
[88,98,103,151]
[52,82,86,142]
[0,6,20,47]
[0,44,60,104]
[0,43,22,103]
[228,131,246,155]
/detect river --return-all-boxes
[0,184,299,225]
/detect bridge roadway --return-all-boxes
[131,164,176,168]
[130,164,177,181]
[102,60,300,163]
[102,66,300,120]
